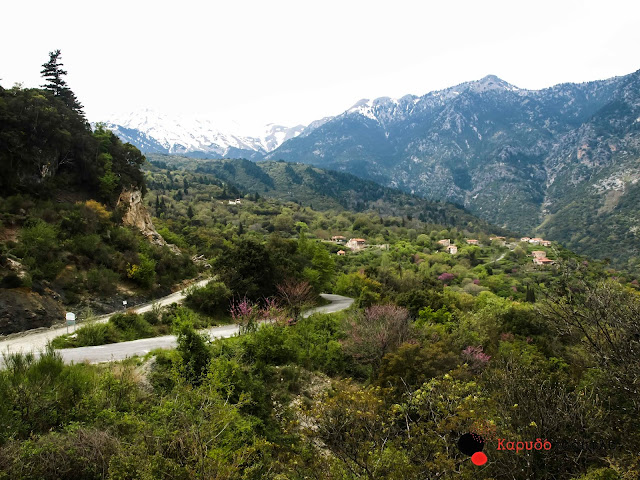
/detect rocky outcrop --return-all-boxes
[0,288,65,335]
[117,189,181,255]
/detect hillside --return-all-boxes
[146,154,511,236]
[0,70,197,334]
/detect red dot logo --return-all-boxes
[471,451,488,466]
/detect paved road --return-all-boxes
[0,278,211,356]
[5,293,354,365]
[302,294,354,317]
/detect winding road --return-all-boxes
[0,293,354,365]
[0,279,210,356]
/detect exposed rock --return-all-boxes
[192,254,212,269]
[0,287,65,335]
[117,189,181,255]
[3,257,27,278]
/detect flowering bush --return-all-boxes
[462,345,491,372]
[438,272,455,282]
[230,297,288,333]
[230,297,259,334]
[342,305,411,372]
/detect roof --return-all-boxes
[350,238,366,242]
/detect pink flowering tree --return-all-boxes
[341,305,411,373]
[230,297,260,334]
[230,297,288,333]
[438,272,455,283]
[462,345,491,372]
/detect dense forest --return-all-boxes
[0,53,639,479]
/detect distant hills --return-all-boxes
[103,70,640,272]
[146,155,509,236]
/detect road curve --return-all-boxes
[7,293,354,365]
[0,278,211,356]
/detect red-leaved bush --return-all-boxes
[342,305,411,372]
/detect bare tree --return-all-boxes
[276,279,315,323]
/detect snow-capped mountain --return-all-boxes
[97,109,307,159]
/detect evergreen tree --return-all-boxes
[187,205,194,219]
[40,50,84,114]
[525,284,536,303]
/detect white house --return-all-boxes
[346,238,366,251]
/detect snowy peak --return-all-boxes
[458,74,520,93]
[258,123,306,152]
[98,109,308,158]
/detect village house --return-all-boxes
[331,235,346,244]
[228,198,242,205]
[346,238,366,251]
[438,239,451,247]
[446,245,458,255]
[466,239,479,245]
[529,237,544,245]
[520,237,531,242]
[531,251,547,259]
[337,250,346,256]
[533,257,554,266]
[540,240,552,247]
[490,236,507,246]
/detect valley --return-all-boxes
[0,51,639,480]
[107,71,640,274]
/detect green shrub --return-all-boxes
[75,322,120,346]
[86,267,119,296]
[126,253,156,288]
[109,313,154,340]
[185,281,232,316]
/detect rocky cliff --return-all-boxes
[117,189,181,255]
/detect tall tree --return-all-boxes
[40,49,84,114]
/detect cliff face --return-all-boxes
[117,189,181,255]
[0,287,65,335]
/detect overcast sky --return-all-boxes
[2,0,639,135]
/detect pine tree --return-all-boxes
[40,50,84,114]
[187,205,194,219]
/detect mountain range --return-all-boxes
[100,70,640,271]
[98,109,310,160]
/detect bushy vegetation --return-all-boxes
[2,266,639,479]
[51,304,220,348]
[0,194,197,300]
